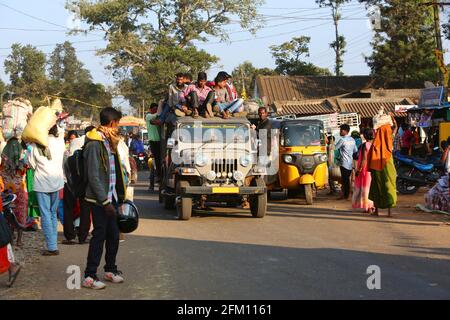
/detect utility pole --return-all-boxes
[422,1,450,99]
[433,1,445,86]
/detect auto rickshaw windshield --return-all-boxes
[282,124,325,147]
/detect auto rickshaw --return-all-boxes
[267,119,328,204]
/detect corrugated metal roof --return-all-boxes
[337,98,412,118]
[257,75,373,105]
[362,89,421,100]
[274,99,336,116]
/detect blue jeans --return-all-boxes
[36,191,60,251]
[218,99,244,113]
[159,102,170,123]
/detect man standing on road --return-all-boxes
[82,107,127,290]
[255,107,272,157]
[146,103,162,189]
[335,124,358,201]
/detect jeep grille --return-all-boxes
[211,158,238,181]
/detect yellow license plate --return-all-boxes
[212,187,239,194]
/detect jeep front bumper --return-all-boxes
[180,186,266,196]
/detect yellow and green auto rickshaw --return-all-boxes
[267,119,328,204]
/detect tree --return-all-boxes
[359,0,439,88]
[47,41,103,117]
[0,79,5,96]
[4,44,47,100]
[232,61,277,98]
[270,37,332,76]
[316,0,351,76]
[67,0,264,111]
[48,41,92,86]
[117,43,218,108]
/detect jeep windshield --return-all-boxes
[178,123,250,144]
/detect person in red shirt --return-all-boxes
[401,124,415,155]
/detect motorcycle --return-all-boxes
[395,151,445,195]
[133,152,148,171]
[2,193,38,232]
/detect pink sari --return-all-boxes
[352,142,374,212]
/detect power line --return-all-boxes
[0,27,67,32]
[0,1,103,37]
[0,1,68,29]
[199,20,334,46]
[0,39,104,50]
[259,3,363,10]
[308,31,373,62]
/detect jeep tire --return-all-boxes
[176,180,192,221]
[250,178,267,218]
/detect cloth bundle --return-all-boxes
[1,98,33,141]
[425,174,449,213]
[22,106,58,147]
[373,107,393,130]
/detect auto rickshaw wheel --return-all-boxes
[304,184,313,205]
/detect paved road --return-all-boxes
[2,173,450,300]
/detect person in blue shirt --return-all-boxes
[335,124,358,200]
[129,134,145,155]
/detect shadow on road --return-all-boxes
[267,204,446,227]
[2,233,450,300]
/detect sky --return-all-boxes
[1,0,450,112]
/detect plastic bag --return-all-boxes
[1,98,33,140]
[22,106,57,147]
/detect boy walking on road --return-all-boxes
[82,107,127,290]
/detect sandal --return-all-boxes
[6,264,22,288]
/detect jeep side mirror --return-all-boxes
[167,138,176,149]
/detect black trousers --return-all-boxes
[149,140,162,179]
[84,204,119,278]
[340,166,353,199]
[63,184,91,242]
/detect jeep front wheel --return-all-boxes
[250,178,267,218]
[176,180,192,221]
[250,193,267,218]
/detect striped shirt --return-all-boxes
[102,134,117,203]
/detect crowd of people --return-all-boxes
[327,112,450,216]
[1,75,449,290]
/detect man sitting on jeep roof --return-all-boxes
[178,72,215,119]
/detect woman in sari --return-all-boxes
[367,114,398,216]
[0,138,28,246]
[352,129,375,213]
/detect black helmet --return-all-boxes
[117,200,139,234]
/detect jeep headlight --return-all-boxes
[240,155,252,167]
[233,171,244,181]
[284,154,294,164]
[195,154,208,167]
[206,171,216,181]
